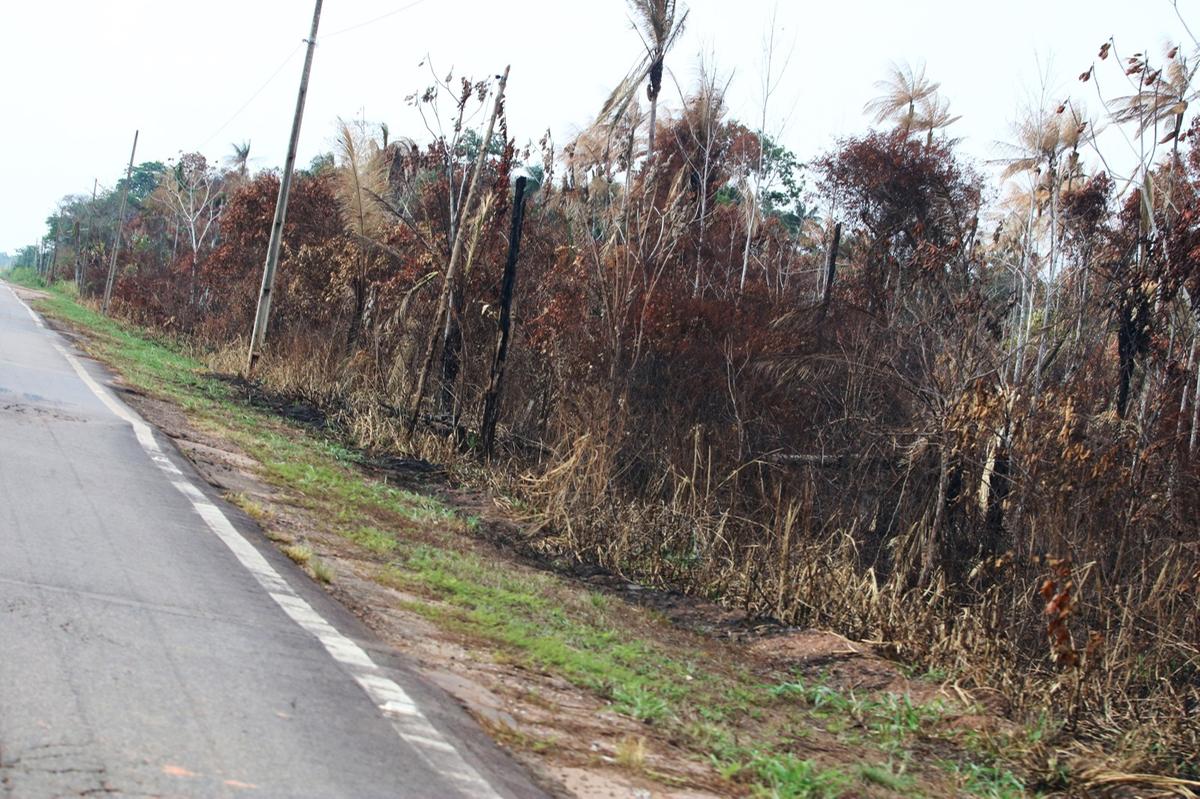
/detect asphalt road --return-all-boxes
[0,284,546,799]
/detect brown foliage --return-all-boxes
[85,88,1200,781]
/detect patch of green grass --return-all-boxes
[952,762,1026,799]
[746,753,851,799]
[858,761,917,793]
[772,675,949,752]
[254,436,460,529]
[612,685,671,723]
[346,525,399,554]
[866,693,947,752]
[3,266,46,289]
[379,544,695,724]
[771,675,853,715]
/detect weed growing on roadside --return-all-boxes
[282,544,313,566]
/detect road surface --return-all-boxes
[0,283,545,799]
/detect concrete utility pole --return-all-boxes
[71,219,82,290]
[78,179,98,293]
[245,0,324,374]
[49,213,62,280]
[102,130,139,315]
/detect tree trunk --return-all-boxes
[820,223,842,311]
[646,55,662,157]
[480,176,529,457]
[981,433,1010,561]
[439,287,465,421]
[1191,344,1200,454]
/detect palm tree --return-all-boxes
[912,94,962,146]
[994,107,1085,182]
[864,61,940,137]
[226,140,252,179]
[598,0,689,157]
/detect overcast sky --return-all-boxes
[0,0,1191,252]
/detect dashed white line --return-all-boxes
[5,285,501,799]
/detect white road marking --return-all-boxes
[5,285,501,799]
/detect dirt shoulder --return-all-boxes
[18,282,1034,799]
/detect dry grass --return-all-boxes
[217,331,1198,786]
[282,544,313,566]
[614,735,648,769]
[499,411,1200,786]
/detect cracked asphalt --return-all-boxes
[0,285,547,798]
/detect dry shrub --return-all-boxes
[83,91,1200,785]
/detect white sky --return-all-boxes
[0,0,1192,252]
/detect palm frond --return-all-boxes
[1110,44,1198,135]
[595,0,688,130]
[598,52,654,124]
[864,61,940,125]
[334,118,389,240]
[627,0,686,49]
[913,94,961,134]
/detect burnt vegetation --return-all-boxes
[16,10,1200,788]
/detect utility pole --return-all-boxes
[245,0,324,374]
[71,218,82,290]
[102,130,139,315]
[83,178,97,294]
[49,213,61,281]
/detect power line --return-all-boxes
[197,0,432,155]
[196,0,436,158]
[322,0,431,39]
[198,42,305,151]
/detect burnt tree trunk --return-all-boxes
[480,176,529,457]
[821,222,842,311]
[439,283,465,423]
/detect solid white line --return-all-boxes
[5,285,501,799]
